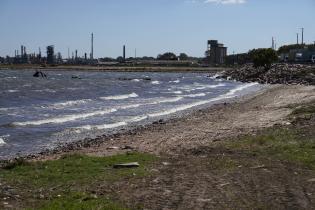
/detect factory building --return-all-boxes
[205,40,227,65]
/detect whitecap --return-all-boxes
[0,138,6,146]
[49,99,93,109]
[149,97,183,104]
[169,80,180,83]
[100,93,138,100]
[148,83,259,118]
[7,90,19,93]
[12,108,117,126]
[183,93,206,98]
[0,135,9,146]
[151,81,160,85]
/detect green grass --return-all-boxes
[222,102,315,169]
[225,127,315,169]
[291,103,315,115]
[0,153,157,209]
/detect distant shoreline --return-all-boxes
[0,64,229,73]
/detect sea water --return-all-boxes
[0,70,262,159]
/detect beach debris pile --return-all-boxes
[223,64,315,85]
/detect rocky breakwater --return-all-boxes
[223,64,315,85]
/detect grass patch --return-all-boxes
[0,152,157,209]
[291,103,315,115]
[225,127,315,169]
[1,153,156,188]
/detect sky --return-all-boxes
[0,0,314,58]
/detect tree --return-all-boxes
[249,48,278,69]
[116,56,124,63]
[179,53,189,61]
[157,52,177,60]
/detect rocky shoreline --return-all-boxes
[222,63,315,85]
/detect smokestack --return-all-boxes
[75,50,78,60]
[123,45,126,61]
[301,28,304,45]
[297,33,299,45]
[21,45,24,57]
[91,33,94,60]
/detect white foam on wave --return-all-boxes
[151,81,160,85]
[6,90,19,93]
[0,108,10,112]
[77,115,149,131]
[169,80,180,83]
[100,93,138,100]
[49,99,93,109]
[132,79,140,82]
[182,93,207,98]
[13,108,117,126]
[148,83,259,118]
[225,82,259,96]
[209,73,222,79]
[79,121,127,130]
[0,135,9,146]
[33,89,56,93]
[181,83,226,92]
[149,97,183,104]
[0,138,5,146]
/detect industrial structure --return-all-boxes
[90,33,94,60]
[205,40,227,65]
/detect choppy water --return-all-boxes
[0,69,262,159]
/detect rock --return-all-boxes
[224,64,315,85]
[250,164,266,169]
[107,146,119,150]
[121,145,134,150]
[307,178,315,182]
[113,162,140,169]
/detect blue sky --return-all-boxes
[0,0,314,58]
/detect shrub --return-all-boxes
[249,48,278,69]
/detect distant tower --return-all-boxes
[75,50,78,60]
[123,45,126,61]
[297,33,299,45]
[272,37,275,50]
[46,45,55,64]
[90,33,94,60]
[21,46,23,57]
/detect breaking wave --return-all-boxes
[100,93,138,100]
[48,99,93,109]
[12,108,117,126]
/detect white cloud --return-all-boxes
[204,0,246,5]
